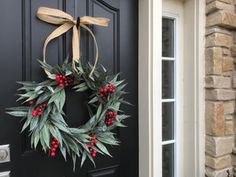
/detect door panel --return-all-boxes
[0,0,138,177]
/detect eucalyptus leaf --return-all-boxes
[6,111,27,117]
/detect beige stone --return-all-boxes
[225,114,233,120]
[225,120,233,135]
[206,101,224,136]
[206,33,233,48]
[223,101,235,114]
[223,48,230,55]
[206,0,233,4]
[207,11,236,29]
[206,47,222,75]
[232,154,236,166]
[223,56,234,72]
[231,45,236,56]
[205,76,231,88]
[206,27,232,36]
[233,77,236,88]
[206,136,234,157]
[206,155,231,170]
[206,167,233,177]
[206,1,234,14]
[205,89,235,101]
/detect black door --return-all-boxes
[0,0,138,177]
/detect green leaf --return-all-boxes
[96,142,112,157]
[33,129,40,149]
[41,125,50,148]
[96,104,102,120]
[21,118,31,132]
[80,151,87,167]
[76,86,88,92]
[49,126,63,145]
[53,121,71,134]
[36,92,50,105]
[114,122,127,127]
[72,153,77,171]
[6,106,30,111]
[87,153,96,167]
[54,89,65,112]
[30,118,38,131]
[88,96,98,104]
[60,146,67,161]
[6,111,27,117]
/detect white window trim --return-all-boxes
[138,0,205,177]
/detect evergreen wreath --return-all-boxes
[6,59,130,169]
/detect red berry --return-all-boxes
[103,87,107,92]
[29,100,34,106]
[51,148,56,152]
[111,120,115,124]
[113,112,118,117]
[54,144,58,148]
[100,93,104,97]
[56,75,60,81]
[51,152,56,157]
[38,111,42,116]
[62,75,66,79]
[59,83,63,87]
[59,75,62,78]
[43,103,47,107]
[32,110,37,117]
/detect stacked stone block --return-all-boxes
[205,0,236,176]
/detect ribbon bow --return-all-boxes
[36,7,110,77]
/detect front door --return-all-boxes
[0,1,138,177]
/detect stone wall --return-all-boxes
[205,0,236,176]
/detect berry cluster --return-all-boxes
[31,102,47,118]
[55,74,74,87]
[87,136,98,157]
[105,111,117,126]
[99,83,116,98]
[50,138,59,157]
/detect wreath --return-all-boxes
[6,59,129,169]
[6,7,130,170]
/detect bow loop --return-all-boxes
[36,7,110,77]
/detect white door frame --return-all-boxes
[138,0,205,176]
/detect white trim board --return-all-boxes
[138,0,205,176]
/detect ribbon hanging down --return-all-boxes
[36,7,110,77]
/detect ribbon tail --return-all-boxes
[72,26,80,70]
[42,22,74,75]
[80,24,99,78]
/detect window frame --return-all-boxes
[162,13,181,177]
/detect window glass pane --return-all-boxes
[162,102,174,141]
[162,144,174,177]
[162,18,174,57]
[162,61,174,99]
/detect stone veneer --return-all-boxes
[205,0,236,176]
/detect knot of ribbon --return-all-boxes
[36,7,110,77]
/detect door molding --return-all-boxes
[138,0,205,176]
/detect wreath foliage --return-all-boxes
[6,59,130,169]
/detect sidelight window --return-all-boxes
[162,16,177,177]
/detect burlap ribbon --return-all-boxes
[36,7,110,77]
